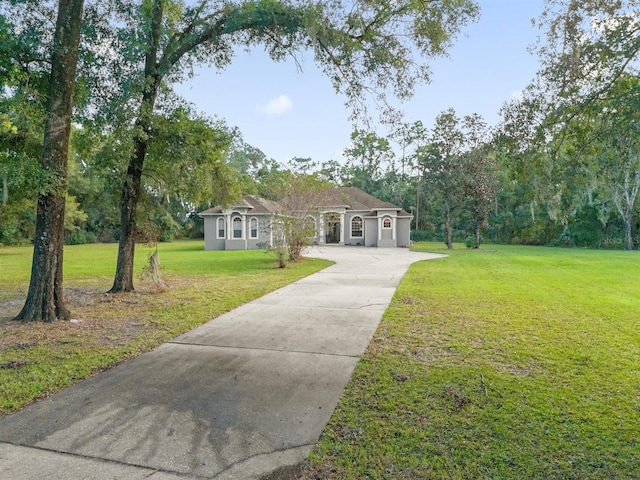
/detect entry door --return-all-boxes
[325,214,340,244]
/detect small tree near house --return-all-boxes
[265,170,331,267]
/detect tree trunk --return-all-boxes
[142,250,166,287]
[109,130,149,292]
[109,0,163,293]
[623,211,633,251]
[2,174,7,206]
[15,0,84,322]
[445,198,453,250]
[612,168,639,252]
[475,224,481,249]
[415,174,421,230]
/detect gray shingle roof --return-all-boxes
[199,194,282,215]
[199,188,410,216]
[314,187,400,210]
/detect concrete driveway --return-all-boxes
[0,246,445,480]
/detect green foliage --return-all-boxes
[306,243,640,479]
[64,194,88,233]
[64,229,97,245]
[68,127,128,242]
[342,129,394,193]
[502,1,640,250]
[263,166,332,265]
[0,23,58,246]
[410,230,434,242]
[0,113,17,135]
[464,235,475,248]
[146,106,237,208]
[136,194,183,243]
[421,109,496,249]
[0,199,35,245]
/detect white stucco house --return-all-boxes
[198,187,413,250]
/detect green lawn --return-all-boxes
[304,243,640,480]
[0,241,332,414]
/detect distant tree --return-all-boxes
[318,159,343,185]
[392,121,426,177]
[391,120,427,228]
[0,114,19,209]
[460,114,496,248]
[423,109,465,250]
[343,129,394,194]
[225,132,274,194]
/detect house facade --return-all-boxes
[199,187,413,251]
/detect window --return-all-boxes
[250,217,258,239]
[233,216,242,239]
[217,217,225,239]
[351,216,363,238]
[383,217,392,229]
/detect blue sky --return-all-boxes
[174,0,546,164]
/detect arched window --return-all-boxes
[351,216,363,238]
[382,217,392,229]
[250,217,258,239]
[217,217,225,239]
[232,216,243,239]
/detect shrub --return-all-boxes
[65,230,97,245]
[465,235,475,248]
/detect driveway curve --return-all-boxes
[0,247,445,480]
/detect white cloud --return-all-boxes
[258,94,293,115]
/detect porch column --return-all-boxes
[269,218,273,246]
[339,213,345,244]
[242,214,247,248]
[319,214,325,245]
[377,215,382,241]
[392,217,396,240]
[226,214,231,240]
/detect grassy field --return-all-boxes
[0,241,332,414]
[303,243,640,480]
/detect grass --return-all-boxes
[0,240,332,414]
[303,243,640,480]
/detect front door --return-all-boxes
[325,213,340,244]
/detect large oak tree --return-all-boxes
[14,0,85,322]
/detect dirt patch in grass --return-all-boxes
[0,286,160,351]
